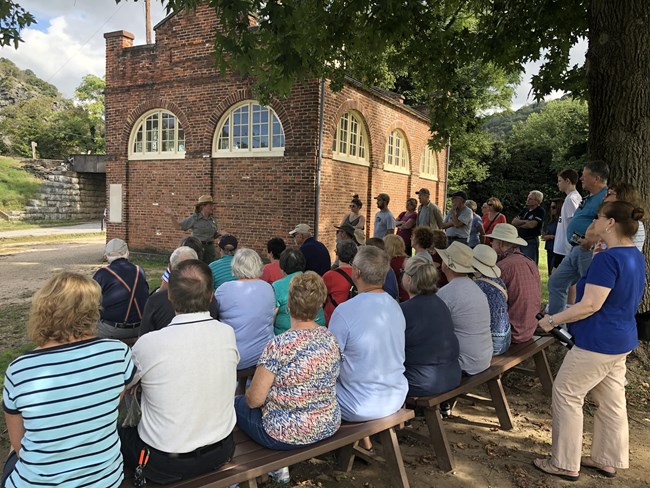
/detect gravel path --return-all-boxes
[0,236,105,305]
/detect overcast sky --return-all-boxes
[1,1,586,109]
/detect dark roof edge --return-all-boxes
[343,76,430,123]
[153,8,176,31]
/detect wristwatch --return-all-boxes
[546,315,555,327]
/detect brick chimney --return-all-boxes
[104,30,135,85]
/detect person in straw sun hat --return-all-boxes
[471,244,511,356]
[485,223,541,345]
[164,195,220,264]
[435,241,492,377]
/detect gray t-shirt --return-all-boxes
[437,276,492,375]
[373,209,396,238]
[444,206,472,239]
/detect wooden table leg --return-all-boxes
[423,406,455,472]
[378,428,410,488]
[336,441,358,472]
[487,376,514,430]
[533,350,554,396]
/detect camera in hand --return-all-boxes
[536,313,574,349]
[569,232,585,246]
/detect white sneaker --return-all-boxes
[268,466,290,484]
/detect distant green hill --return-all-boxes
[481,101,546,140]
[0,58,62,114]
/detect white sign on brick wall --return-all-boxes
[109,184,123,223]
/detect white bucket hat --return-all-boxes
[435,241,475,274]
[485,223,527,246]
[472,244,501,278]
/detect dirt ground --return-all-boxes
[1,236,649,487]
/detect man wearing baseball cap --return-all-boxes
[416,188,444,231]
[442,190,472,245]
[373,193,396,238]
[289,223,331,276]
[485,223,541,344]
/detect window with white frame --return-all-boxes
[332,111,369,166]
[384,130,409,173]
[129,110,185,160]
[213,101,285,157]
[421,147,439,180]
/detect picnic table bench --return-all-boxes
[121,408,415,488]
[404,335,556,472]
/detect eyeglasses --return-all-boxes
[487,203,494,207]
[606,190,617,196]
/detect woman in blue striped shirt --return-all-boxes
[2,272,135,488]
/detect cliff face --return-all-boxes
[0,57,62,116]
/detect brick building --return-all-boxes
[104,4,446,257]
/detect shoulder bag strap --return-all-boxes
[475,276,508,301]
[333,267,356,289]
[485,213,502,234]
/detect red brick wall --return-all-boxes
[104,5,446,258]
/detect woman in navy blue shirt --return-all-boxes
[534,201,645,481]
[400,256,461,397]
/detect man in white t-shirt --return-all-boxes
[553,169,582,270]
[120,259,239,484]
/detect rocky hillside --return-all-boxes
[0,58,62,116]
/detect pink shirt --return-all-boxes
[261,261,284,284]
[497,249,541,343]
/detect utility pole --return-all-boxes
[145,0,152,44]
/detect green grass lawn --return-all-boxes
[0,156,41,211]
[0,219,89,231]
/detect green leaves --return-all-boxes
[0,0,35,48]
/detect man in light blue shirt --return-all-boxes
[373,193,396,238]
[547,160,608,314]
[329,245,408,422]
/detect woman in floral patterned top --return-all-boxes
[235,271,342,449]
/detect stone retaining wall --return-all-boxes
[17,160,105,221]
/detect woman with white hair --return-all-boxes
[472,244,511,355]
[400,256,461,396]
[214,248,275,369]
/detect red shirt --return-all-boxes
[322,266,354,324]
[482,212,507,244]
[390,256,409,302]
[498,249,541,343]
[261,261,284,284]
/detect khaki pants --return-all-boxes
[551,345,629,471]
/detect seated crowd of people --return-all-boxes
[2,169,646,486]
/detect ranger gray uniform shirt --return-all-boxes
[179,213,217,242]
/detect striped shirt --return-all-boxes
[2,338,135,488]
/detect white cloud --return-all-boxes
[0,0,167,98]
[511,38,588,110]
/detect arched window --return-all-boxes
[129,110,185,160]
[213,101,285,157]
[421,147,439,180]
[332,111,369,166]
[384,130,409,173]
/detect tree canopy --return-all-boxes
[0,0,35,48]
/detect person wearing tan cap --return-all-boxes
[289,223,331,276]
[485,223,541,344]
[435,241,492,377]
[164,195,219,264]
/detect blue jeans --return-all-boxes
[234,396,307,451]
[547,245,594,314]
[520,238,539,265]
[492,329,512,356]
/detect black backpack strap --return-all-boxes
[333,267,355,289]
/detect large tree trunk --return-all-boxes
[587,0,650,311]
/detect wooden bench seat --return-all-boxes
[121,408,415,488]
[404,335,555,472]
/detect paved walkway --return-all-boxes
[0,221,105,239]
